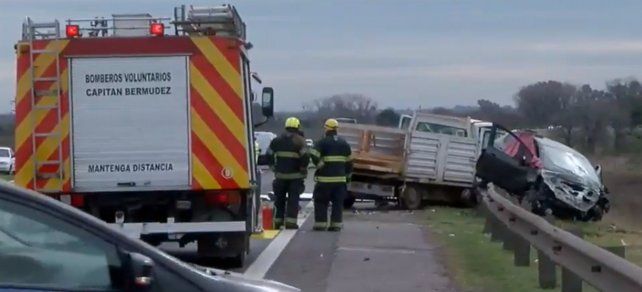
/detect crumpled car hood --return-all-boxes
[536,137,604,212]
[541,170,602,212]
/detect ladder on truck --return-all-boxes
[172,4,246,40]
[23,18,64,192]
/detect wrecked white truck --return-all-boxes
[476,125,610,221]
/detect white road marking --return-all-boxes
[244,201,314,279]
[337,246,417,255]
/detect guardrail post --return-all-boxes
[480,201,491,234]
[490,215,503,242]
[502,197,519,251]
[561,228,583,292]
[503,227,516,251]
[538,214,557,289]
[483,215,491,233]
[514,235,530,267]
[538,248,557,289]
[562,229,584,292]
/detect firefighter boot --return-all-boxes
[273,218,284,230]
[313,222,328,231]
[285,217,299,229]
[328,222,343,232]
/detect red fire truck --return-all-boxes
[14,4,273,267]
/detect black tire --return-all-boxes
[460,188,478,207]
[230,251,246,268]
[401,186,422,210]
[586,205,604,222]
[343,195,356,209]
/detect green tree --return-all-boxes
[515,80,577,145]
[375,108,401,127]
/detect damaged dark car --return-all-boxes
[476,125,610,221]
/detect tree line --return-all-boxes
[256,78,642,154]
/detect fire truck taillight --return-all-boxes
[65,25,80,38]
[150,23,164,36]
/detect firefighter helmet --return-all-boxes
[324,118,339,131]
[285,117,301,129]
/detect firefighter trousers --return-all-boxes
[273,178,304,227]
[313,182,347,229]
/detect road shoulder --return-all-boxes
[266,206,457,292]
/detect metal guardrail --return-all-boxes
[480,186,642,292]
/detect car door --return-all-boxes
[0,192,204,292]
[476,125,537,193]
[0,196,125,291]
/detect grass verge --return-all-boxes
[427,207,561,292]
[556,219,642,269]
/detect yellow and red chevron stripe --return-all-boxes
[190,37,249,189]
[14,36,250,193]
[15,40,71,192]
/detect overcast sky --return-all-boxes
[2,0,642,112]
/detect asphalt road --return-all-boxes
[264,204,457,292]
[162,169,456,291]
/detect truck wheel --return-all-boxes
[401,186,422,210]
[343,195,356,209]
[460,188,477,207]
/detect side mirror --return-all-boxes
[261,87,274,118]
[124,252,154,291]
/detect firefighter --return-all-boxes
[310,119,352,231]
[266,117,309,229]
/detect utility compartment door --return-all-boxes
[71,56,190,191]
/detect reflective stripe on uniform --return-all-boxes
[330,222,343,228]
[286,217,298,224]
[322,155,349,162]
[275,172,306,179]
[309,149,321,158]
[274,218,283,223]
[315,176,347,183]
[315,161,325,169]
[314,222,328,228]
[275,151,300,158]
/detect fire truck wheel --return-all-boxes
[230,251,246,268]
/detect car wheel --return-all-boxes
[401,186,422,210]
